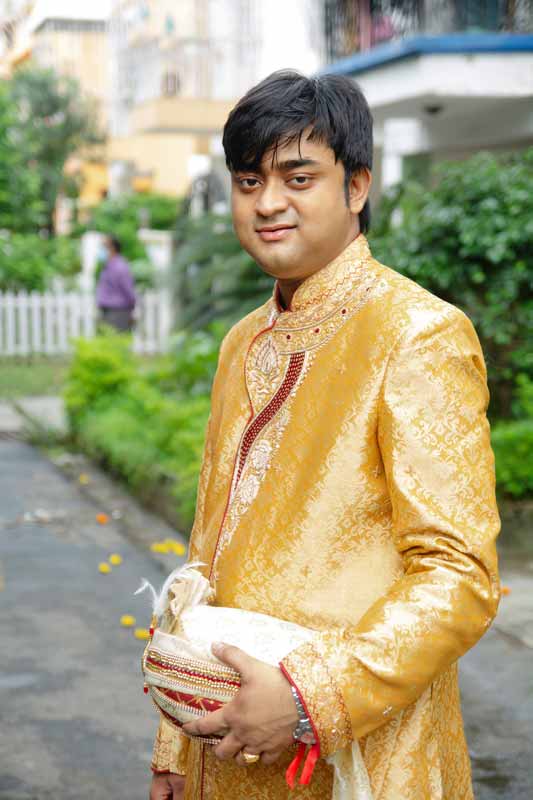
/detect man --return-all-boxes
[149,71,500,799]
[96,235,137,331]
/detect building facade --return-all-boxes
[321,0,533,203]
[106,0,325,200]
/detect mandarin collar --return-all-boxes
[272,234,371,315]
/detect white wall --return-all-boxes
[254,0,324,80]
[208,0,325,99]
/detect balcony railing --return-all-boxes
[324,0,533,62]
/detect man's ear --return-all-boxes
[348,168,372,216]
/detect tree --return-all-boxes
[8,65,104,235]
[0,80,45,232]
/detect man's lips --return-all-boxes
[256,225,296,242]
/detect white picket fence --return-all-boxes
[0,289,172,356]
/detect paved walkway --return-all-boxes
[0,396,67,437]
[0,439,187,800]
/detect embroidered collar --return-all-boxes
[270,233,372,330]
[272,234,372,316]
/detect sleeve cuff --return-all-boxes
[151,717,189,775]
[280,640,352,758]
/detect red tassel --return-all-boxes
[285,742,306,790]
[299,742,320,785]
[149,626,155,637]
[143,685,149,694]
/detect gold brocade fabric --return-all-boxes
[150,235,500,799]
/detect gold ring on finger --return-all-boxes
[241,751,261,766]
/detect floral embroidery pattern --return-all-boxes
[210,352,310,579]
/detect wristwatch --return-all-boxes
[290,685,316,745]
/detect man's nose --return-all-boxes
[255,180,289,218]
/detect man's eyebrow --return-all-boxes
[232,158,321,176]
[277,158,320,171]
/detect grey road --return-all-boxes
[1,439,532,799]
[0,439,180,800]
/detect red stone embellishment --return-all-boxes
[286,334,291,340]
[314,327,320,333]
[341,308,347,314]
[234,351,305,485]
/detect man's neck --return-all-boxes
[277,278,302,311]
[276,229,361,310]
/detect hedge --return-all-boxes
[64,328,223,530]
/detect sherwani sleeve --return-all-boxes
[150,411,215,774]
[280,307,501,758]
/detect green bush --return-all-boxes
[492,419,533,498]
[64,331,137,423]
[76,386,210,526]
[370,148,533,418]
[144,321,228,396]
[73,192,183,264]
[129,258,156,290]
[64,331,212,529]
[513,373,533,419]
[0,232,81,291]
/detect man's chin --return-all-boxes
[255,258,303,281]
[245,244,305,280]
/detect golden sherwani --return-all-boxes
[151,235,500,799]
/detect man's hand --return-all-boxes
[182,642,299,767]
[149,772,186,799]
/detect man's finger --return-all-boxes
[213,731,243,761]
[260,748,284,766]
[182,707,227,737]
[149,773,173,800]
[170,774,186,799]
[211,641,258,678]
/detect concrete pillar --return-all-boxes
[381,118,429,190]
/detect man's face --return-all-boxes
[230,132,367,283]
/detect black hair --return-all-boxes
[222,70,373,232]
[107,235,122,253]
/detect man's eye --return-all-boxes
[238,178,260,189]
[289,176,311,186]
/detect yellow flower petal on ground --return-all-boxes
[96,512,110,525]
[134,627,151,640]
[163,537,186,555]
[150,542,170,554]
[79,473,90,485]
[501,585,511,596]
[98,562,111,574]
[120,614,136,627]
[109,553,123,565]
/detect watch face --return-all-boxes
[293,719,316,744]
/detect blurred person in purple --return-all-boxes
[96,235,137,332]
